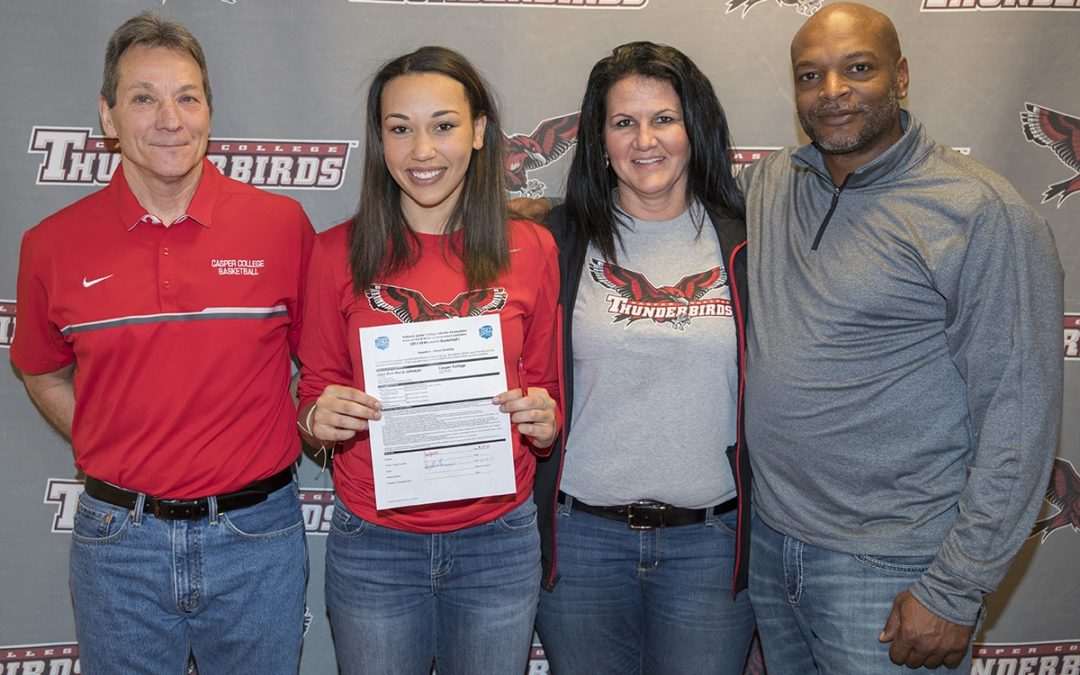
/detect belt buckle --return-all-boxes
[149,498,201,520]
[627,501,665,530]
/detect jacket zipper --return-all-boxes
[810,172,852,251]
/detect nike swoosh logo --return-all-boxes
[82,274,114,288]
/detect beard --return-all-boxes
[799,82,901,155]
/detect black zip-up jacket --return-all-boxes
[533,203,752,595]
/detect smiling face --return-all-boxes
[791,4,908,181]
[99,45,210,192]
[380,72,486,234]
[603,75,691,221]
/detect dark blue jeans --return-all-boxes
[536,498,755,675]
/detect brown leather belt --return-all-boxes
[83,467,293,520]
[558,491,736,530]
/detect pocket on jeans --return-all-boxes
[853,553,936,575]
[221,485,304,540]
[327,497,370,538]
[71,495,131,544]
[496,499,538,532]
[705,507,738,537]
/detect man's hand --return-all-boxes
[879,590,974,669]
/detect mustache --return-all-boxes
[809,102,869,117]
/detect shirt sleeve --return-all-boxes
[910,201,1063,624]
[286,203,316,358]
[11,227,75,374]
[297,230,354,409]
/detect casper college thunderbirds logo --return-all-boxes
[726,0,823,17]
[45,479,337,534]
[1029,458,1080,542]
[1020,103,1080,206]
[0,300,14,349]
[28,127,357,190]
[367,285,508,323]
[504,112,578,199]
[589,259,731,331]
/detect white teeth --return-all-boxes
[411,169,442,180]
[633,158,663,165]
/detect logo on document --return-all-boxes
[479,325,494,339]
[588,259,731,331]
[375,336,390,350]
[726,0,822,18]
[1020,103,1080,206]
[366,285,508,323]
[504,112,579,198]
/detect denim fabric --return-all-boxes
[324,497,541,675]
[749,511,973,674]
[535,499,755,675]
[69,479,309,675]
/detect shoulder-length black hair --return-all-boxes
[567,41,744,262]
[348,46,508,292]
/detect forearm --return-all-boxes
[21,365,76,441]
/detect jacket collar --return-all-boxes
[792,110,932,190]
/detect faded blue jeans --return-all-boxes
[749,511,975,674]
[69,479,309,675]
[535,498,755,675]
[325,497,541,675]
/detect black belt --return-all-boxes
[558,491,736,530]
[83,468,293,520]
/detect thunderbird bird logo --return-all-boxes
[503,112,579,198]
[366,285,507,323]
[1020,103,1080,206]
[1030,458,1080,542]
[726,0,822,17]
[589,259,730,330]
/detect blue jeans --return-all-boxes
[69,478,309,675]
[324,497,541,675]
[749,511,974,674]
[535,498,755,675]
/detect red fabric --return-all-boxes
[13,158,314,497]
[298,219,560,533]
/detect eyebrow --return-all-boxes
[794,50,878,70]
[384,109,461,121]
[124,82,201,93]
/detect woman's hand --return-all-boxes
[306,385,383,443]
[493,387,559,449]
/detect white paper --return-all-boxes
[359,315,516,509]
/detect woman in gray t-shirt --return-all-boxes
[533,41,755,675]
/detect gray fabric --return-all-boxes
[560,204,739,509]
[742,111,1063,625]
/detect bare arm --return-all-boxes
[21,364,75,441]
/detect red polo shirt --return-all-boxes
[13,158,314,498]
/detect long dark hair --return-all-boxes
[348,46,508,292]
[567,41,744,262]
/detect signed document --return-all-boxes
[359,315,515,509]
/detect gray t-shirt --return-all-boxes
[560,204,738,509]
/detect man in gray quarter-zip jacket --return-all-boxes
[740,4,1063,674]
